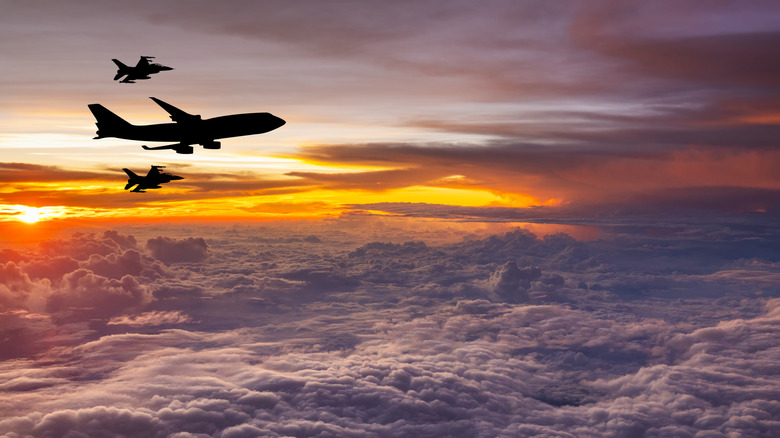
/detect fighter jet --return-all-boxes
[112,56,173,83]
[88,97,286,154]
[123,165,183,193]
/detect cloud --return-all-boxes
[1,217,779,435]
[81,249,170,280]
[296,142,780,207]
[0,162,110,183]
[146,237,210,264]
[0,261,37,309]
[39,231,138,260]
[476,261,541,302]
[2,297,778,437]
[46,269,152,317]
[107,310,193,327]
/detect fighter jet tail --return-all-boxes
[122,168,141,190]
[112,59,130,81]
[89,104,132,139]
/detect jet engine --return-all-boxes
[175,144,194,154]
[202,141,221,150]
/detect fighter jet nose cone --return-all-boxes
[273,115,286,128]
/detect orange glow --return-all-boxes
[1,183,521,223]
[1,205,67,223]
[739,113,780,125]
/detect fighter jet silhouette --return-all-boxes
[88,97,286,154]
[123,165,183,193]
[112,56,173,83]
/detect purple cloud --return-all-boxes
[146,237,210,264]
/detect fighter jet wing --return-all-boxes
[149,97,201,123]
[145,166,161,178]
[135,56,151,68]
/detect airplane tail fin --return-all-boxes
[122,168,141,190]
[123,168,139,179]
[88,104,132,138]
[112,59,129,80]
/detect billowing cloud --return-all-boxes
[46,269,152,317]
[146,237,210,264]
[1,220,779,435]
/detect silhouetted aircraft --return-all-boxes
[88,97,286,154]
[112,56,173,83]
[123,165,183,193]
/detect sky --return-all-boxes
[1,1,780,437]
[2,0,779,224]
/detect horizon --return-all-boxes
[2,1,779,436]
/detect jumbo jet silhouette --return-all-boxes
[88,97,286,154]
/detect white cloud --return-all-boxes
[1,222,779,436]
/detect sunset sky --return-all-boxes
[2,0,778,225]
[2,1,780,437]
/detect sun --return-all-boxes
[16,206,44,223]
[5,205,65,223]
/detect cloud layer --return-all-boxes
[1,219,778,436]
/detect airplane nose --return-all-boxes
[272,114,286,129]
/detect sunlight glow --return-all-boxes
[1,205,67,223]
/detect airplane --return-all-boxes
[88,97,286,154]
[112,56,173,83]
[123,165,183,193]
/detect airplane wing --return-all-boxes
[145,166,161,177]
[149,97,201,123]
[129,178,154,192]
[135,56,150,68]
[142,143,194,154]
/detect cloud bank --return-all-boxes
[1,219,778,436]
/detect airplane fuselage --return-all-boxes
[89,97,285,153]
[105,113,285,143]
